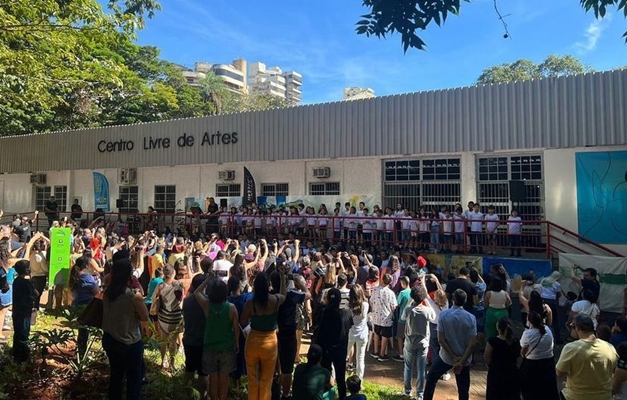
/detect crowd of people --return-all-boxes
[0,200,624,400]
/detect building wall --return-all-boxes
[2,70,624,174]
[544,145,627,254]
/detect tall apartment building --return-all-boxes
[179,59,247,94]
[248,62,302,106]
[343,87,375,101]
[179,59,302,105]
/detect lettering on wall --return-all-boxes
[97,131,239,153]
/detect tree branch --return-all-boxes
[493,0,512,39]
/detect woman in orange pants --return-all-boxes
[241,272,286,400]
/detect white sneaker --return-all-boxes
[440,373,451,381]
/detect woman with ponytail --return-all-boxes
[519,311,560,400]
[484,317,520,400]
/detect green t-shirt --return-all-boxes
[397,288,411,323]
[292,364,331,400]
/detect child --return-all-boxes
[12,260,38,363]
[507,209,522,257]
[484,205,500,255]
[394,276,411,362]
[346,375,367,400]
[441,210,454,253]
[417,208,430,251]
[453,207,466,253]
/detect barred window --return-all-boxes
[261,183,289,197]
[309,182,340,196]
[35,186,52,211]
[216,184,241,197]
[383,158,461,211]
[119,186,139,212]
[54,186,68,212]
[155,185,176,213]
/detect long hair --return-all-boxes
[253,272,270,309]
[529,290,545,317]
[105,259,133,302]
[324,259,337,285]
[497,317,514,342]
[348,285,366,315]
[527,311,546,334]
[68,256,89,291]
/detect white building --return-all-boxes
[0,71,626,255]
[248,62,302,105]
[343,87,375,101]
[178,60,247,94]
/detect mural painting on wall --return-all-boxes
[576,151,627,244]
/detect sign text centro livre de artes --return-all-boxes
[97,131,239,153]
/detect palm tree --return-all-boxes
[198,72,227,115]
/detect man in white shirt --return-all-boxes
[468,203,484,254]
[213,251,233,282]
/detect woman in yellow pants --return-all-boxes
[241,272,286,400]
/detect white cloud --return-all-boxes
[574,15,612,53]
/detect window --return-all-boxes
[154,185,176,213]
[34,186,51,212]
[384,160,420,182]
[309,182,340,196]
[422,158,461,181]
[383,158,462,211]
[476,153,545,224]
[119,186,139,212]
[54,186,68,211]
[261,183,289,197]
[216,184,241,197]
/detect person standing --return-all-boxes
[71,199,83,226]
[468,203,484,254]
[205,197,220,235]
[44,196,59,228]
[11,260,38,363]
[402,281,436,399]
[519,311,559,400]
[507,209,522,257]
[570,265,601,302]
[102,259,149,400]
[484,317,520,400]
[444,267,478,314]
[483,278,511,340]
[423,289,477,400]
[540,271,563,343]
[369,274,398,362]
[316,287,353,399]
[240,272,286,400]
[557,314,618,400]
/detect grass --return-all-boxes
[0,309,405,399]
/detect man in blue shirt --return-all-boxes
[423,289,477,400]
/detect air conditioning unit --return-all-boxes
[118,168,138,185]
[29,173,47,185]
[218,170,235,181]
[312,167,331,179]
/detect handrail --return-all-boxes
[546,220,624,257]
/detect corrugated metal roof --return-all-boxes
[0,70,625,173]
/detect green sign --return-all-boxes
[49,228,72,285]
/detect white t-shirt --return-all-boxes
[362,218,372,233]
[508,216,522,235]
[417,217,430,233]
[349,302,370,340]
[520,326,554,360]
[571,300,600,328]
[384,215,395,231]
[484,213,500,233]
[453,214,465,233]
[468,212,484,232]
[442,217,453,234]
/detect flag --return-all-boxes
[242,167,256,206]
[92,172,110,212]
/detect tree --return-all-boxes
[198,72,229,115]
[356,0,627,51]
[0,0,160,135]
[476,55,594,85]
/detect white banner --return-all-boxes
[558,254,627,313]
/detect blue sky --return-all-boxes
[136,0,627,104]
